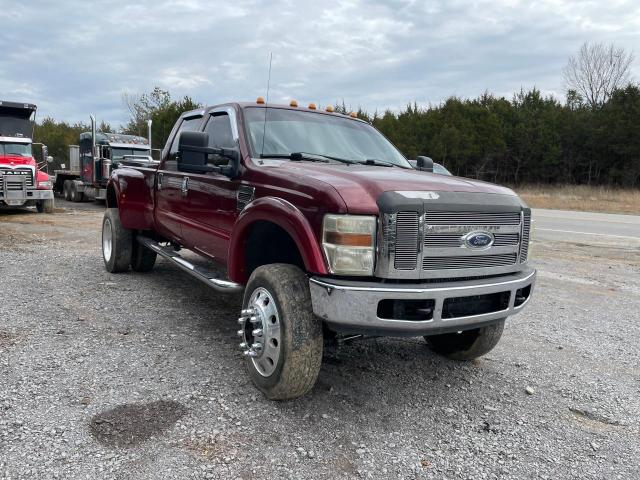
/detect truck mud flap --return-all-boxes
[137,236,244,293]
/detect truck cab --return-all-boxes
[102,99,536,400]
[54,123,154,202]
[0,101,54,213]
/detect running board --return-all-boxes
[137,236,244,293]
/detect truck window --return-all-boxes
[169,115,203,156]
[203,113,235,149]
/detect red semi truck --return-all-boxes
[0,101,54,213]
[101,100,535,399]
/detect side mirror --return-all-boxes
[416,156,434,173]
[178,131,239,177]
[42,145,49,161]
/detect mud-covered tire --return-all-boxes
[70,182,84,202]
[102,208,132,273]
[242,264,323,400]
[131,238,157,272]
[424,319,505,360]
[36,198,54,214]
[63,180,72,201]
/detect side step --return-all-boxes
[137,236,244,293]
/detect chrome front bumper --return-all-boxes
[309,267,536,336]
[0,188,54,205]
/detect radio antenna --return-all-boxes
[260,52,273,160]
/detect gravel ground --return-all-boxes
[1,200,639,479]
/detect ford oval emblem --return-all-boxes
[464,231,494,249]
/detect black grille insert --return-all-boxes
[442,291,510,319]
[377,298,435,321]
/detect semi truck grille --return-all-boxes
[377,208,531,279]
[0,167,34,187]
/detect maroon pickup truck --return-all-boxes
[102,100,536,400]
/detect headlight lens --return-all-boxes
[322,214,376,275]
[37,180,52,189]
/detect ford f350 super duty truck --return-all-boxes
[0,101,54,213]
[102,99,535,400]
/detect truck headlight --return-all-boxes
[37,180,52,189]
[322,215,376,275]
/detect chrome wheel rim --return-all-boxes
[102,218,113,262]
[237,287,281,377]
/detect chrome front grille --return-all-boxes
[425,211,521,225]
[423,253,518,270]
[377,208,531,279]
[0,167,34,187]
[394,211,419,270]
[519,211,531,262]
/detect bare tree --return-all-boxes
[563,41,634,109]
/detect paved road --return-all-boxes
[532,208,640,247]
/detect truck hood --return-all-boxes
[0,154,36,167]
[273,161,517,214]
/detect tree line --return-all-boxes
[352,83,640,186]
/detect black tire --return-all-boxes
[131,237,157,272]
[36,198,54,214]
[102,208,132,273]
[63,180,72,201]
[70,182,84,202]
[242,264,323,400]
[424,319,505,360]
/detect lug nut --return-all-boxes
[237,318,246,325]
[250,316,260,324]
[239,342,248,349]
[241,308,255,316]
[251,342,263,351]
[252,328,263,337]
[243,350,258,357]
[237,329,244,337]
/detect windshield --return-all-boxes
[111,148,151,161]
[0,142,32,157]
[244,107,410,167]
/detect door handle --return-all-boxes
[181,176,189,196]
[157,172,163,190]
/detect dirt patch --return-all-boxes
[89,400,187,448]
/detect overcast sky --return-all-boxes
[1,0,638,127]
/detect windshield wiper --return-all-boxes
[359,158,410,168]
[260,152,357,164]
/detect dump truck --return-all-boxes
[0,100,54,213]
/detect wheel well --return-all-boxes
[244,221,305,279]
[106,184,117,208]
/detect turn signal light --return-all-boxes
[324,231,373,247]
[256,96,265,104]
[290,99,298,107]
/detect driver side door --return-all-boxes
[180,108,241,261]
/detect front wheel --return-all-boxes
[424,320,505,360]
[36,198,55,214]
[102,208,132,273]
[238,264,323,400]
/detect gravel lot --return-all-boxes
[1,200,639,479]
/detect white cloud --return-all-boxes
[0,0,637,126]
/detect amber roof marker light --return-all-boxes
[256,96,265,104]
[325,105,334,112]
[308,103,316,110]
[349,111,358,118]
[290,100,298,107]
